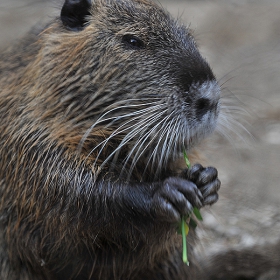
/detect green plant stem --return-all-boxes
[181,149,203,265]
[181,218,189,265]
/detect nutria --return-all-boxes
[0,0,221,279]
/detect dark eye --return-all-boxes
[122,34,145,49]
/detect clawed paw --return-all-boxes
[184,164,221,206]
[151,164,220,223]
[152,177,203,223]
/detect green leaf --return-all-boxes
[193,207,203,221]
[183,149,191,168]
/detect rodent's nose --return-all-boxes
[190,80,220,121]
[195,97,219,121]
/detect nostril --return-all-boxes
[196,98,210,111]
[196,98,210,120]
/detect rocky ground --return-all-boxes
[1,0,280,279]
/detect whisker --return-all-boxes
[143,114,177,177]
[122,110,170,178]
[80,103,163,158]
[154,114,181,176]
[217,110,253,146]
[91,104,165,171]
[112,109,166,167]
[78,100,162,153]
[108,109,167,171]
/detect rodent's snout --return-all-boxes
[195,96,219,121]
[187,80,220,123]
[184,80,220,111]
[174,51,220,122]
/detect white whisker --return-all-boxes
[91,104,165,171]
[122,110,169,178]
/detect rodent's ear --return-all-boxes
[60,0,92,31]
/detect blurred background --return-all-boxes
[1,0,280,279]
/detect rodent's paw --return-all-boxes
[152,177,203,223]
[186,164,221,206]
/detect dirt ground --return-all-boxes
[1,0,280,279]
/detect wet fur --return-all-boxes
[0,0,220,279]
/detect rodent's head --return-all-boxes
[29,0,220,179]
